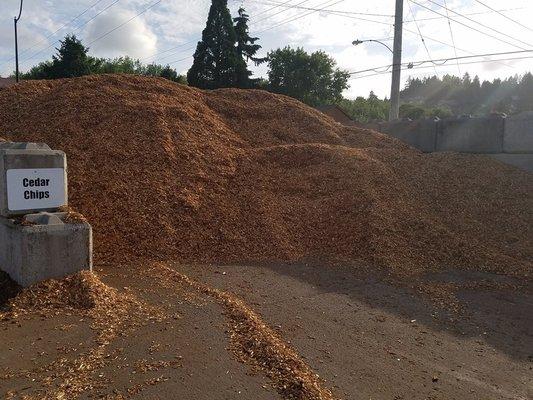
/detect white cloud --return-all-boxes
[84,7,157,58]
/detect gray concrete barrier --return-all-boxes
[0,212,92,287]
[437,116,505,153]
[379,119,437,152]
[503,112,533,153]
[489,153,533,173]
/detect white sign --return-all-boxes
[6,168,66,211]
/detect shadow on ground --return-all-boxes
[0,271,21,310]
[182,261,533,363]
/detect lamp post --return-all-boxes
[14,0,24,83]
[352,0,404,121]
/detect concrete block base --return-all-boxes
[0,213,92,287]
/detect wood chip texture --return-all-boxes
[0,74,531,279]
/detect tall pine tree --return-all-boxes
[187,0,245,89]
[50,35,93,79]
[233,7,266,88]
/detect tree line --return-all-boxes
[400,73,533,116]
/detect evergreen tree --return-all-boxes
[187,0,244,89]
[234,7,266,65]
[50,35,93,78]
[233,7,266,88]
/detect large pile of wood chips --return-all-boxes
[0,74,531,278]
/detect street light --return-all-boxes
[352,39,393,54]
[14,0,24,83]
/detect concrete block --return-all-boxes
[489,153,533,173]
[437,116,504,153]
[380,119,437,152]
[503,112,533,153]
[0,212,92,287]
[0,142,68,217]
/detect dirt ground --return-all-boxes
[1,262,532,399]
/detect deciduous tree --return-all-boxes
[267,46,349,106]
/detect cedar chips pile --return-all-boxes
[0,74,531,279]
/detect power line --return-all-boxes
[403,6,524,23]
[322,8,515,70]
[407,0,437,74]
[247,0,394,17]
[251,0,302,18]
[140,40,196,62]
[1,0,118,71]
[21,0,108,59]
[87,0,162,46]
[411,0,533,50]
[349,55,533,80]
[253,0,313,25]
[472,0,533,33]
[256,0,346,34]
[165,55,194,66]
[152,45,197,64]
[348,49,533,75]
[17,0,122,67]
[442,0,461,75]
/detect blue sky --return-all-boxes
[0,0,532,98]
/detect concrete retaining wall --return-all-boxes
[370,113,533,172]
[503,112,533,153]
[379,119,437,153]
[437,116,504,153]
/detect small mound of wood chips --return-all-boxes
[1,271,164,398]
[151,263,335,400]
[58,205,88,224]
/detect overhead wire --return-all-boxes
[7,0,108,65]
[246,0,393,17]
[442,0,461,74]
[407,0,438,74]
[86,0,163,46]
[411,0,533,49]
[256,0,346,34]
[349,55,533,80]
[403,6,524,23]
[348,49,533,76]
[17,0,122,67]
[250,0,300,18]
[253,0,313,25]
[472,0,533,33]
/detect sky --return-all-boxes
[0,0,532,99]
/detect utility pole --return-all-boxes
[14,0,24,83]
[389,0,403,121]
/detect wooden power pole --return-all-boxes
[389,0,403,121]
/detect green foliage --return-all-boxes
[234,7,266,66]
[233,7,266,88]
[339,92,388,122]
[23,35,95,79]
[399,103,425,120]
[267,46,349,106]
[401,73,533,115]
[94,56,186,83]
[50,35,93,78]
[20,38,186,84]
[187,0,246,89]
